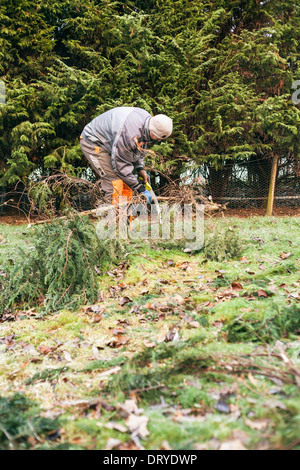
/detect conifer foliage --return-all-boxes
[0,216,126,314]
[0,0,299,186]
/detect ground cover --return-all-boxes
[0,216,299,450]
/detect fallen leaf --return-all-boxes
[125,414,149,438]
[231,281,243,290]
[118,296,132,306]
[182,314,200,328]
[117,399,144,418]
[0,335,16,346]
[111,328,127,335]
[173,294,185,305]
[106,334,130,348]
[245,418,269,431]
[219,440,246,450]
[39,344,61,355]
[280,252,292,260]
[63,351,72,362]
[118,282,127,289]
[202,301,216,308]
[245,268,255,275]
[180,261,190,270]
[145,302,155,310]
[104,422,128,433]
[105,438,122,450]
[257,289,268,298]
[93,315,103,323]
[82,304,104,314]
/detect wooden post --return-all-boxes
[265,155,279,216]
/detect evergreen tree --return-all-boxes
[0,0,299,193]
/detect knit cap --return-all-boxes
[149,114,173,139]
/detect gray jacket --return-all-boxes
[81,107,152,190]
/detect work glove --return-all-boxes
[142,189,152,204]
[138,172,150,185]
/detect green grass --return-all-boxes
[0,215,299,450]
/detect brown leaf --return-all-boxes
[280,252,292,260]
[82,304,104,314]
[245,268,255,275]
[125,414,149,438]
[105,422,127,433]
[117,399,144,418]
[118,296,132,306]
[111,327,127,335]
[180,261,190,270]
[245,418,269,431]
[0,335,16,346]
[231,281,243,290]
[39,344,61,355]
[106,334,130,348]
[118,282,127,289]
[202,301,216,308]
[92,314,103,323]
[145,302,155,309]
[257,289,268,298]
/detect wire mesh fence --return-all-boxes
[202,156,300,209]
[0,157,299,220]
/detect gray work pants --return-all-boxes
[80,137,119,203]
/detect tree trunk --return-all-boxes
[248,156,272,208]
[207,162,233,202]
[265,155,279,216]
